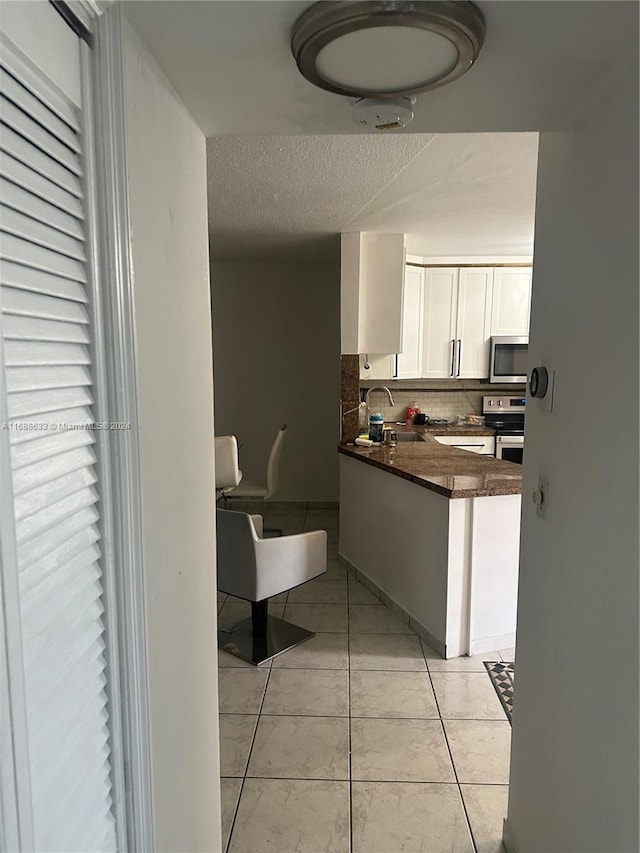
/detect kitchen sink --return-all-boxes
[395,432,425,442]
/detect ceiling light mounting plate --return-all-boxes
[291,0,485,99]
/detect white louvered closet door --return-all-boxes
[0,15,118,853]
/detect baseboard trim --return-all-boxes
[338,552,446,658]
[502,818,520,853]
[469,632,516,657]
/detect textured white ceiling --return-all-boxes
[207,131,538,262]
[207,133,435,261]
[124,1,638,136]
[352,132,539,257]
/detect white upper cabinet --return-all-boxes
[359,353,396,380]
[490,267,532,336]
[421,268,458,378]
[340,232,405,355]
[412,266,492,379]
[456,268,494,378]
[395,265,424,379]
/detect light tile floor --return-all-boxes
[218,503,512,853]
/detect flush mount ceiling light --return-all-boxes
[291,0,485,99]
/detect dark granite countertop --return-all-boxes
[338,427,522,499]
[395,423,496,437]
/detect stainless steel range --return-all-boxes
[482,395,526,464]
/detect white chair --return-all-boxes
[226,424,287,501]
[214,435,242,501]
[215,435,327,665]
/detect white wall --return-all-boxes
[211,262,340,502]
[506,68,639,852]
[123,23,221,852]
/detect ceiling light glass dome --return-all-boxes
[291,0,486,99]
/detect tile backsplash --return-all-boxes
[365,388,484,423]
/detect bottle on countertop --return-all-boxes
[368,412,384,443]
[405,402,421,426]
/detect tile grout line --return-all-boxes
[224,650,273,851]
[421,638,479,853]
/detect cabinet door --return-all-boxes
[456,268,493,379]
[422,269,458,378]
[360,354,395,380]
[433,435,496,455]
[491,267,532,335]
[396,266,424,378]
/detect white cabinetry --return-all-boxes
[398,267,493,379]
[490,267,532,336]
[433,435,496,455]
[456,268,494,379]
[395,265,424,379]
[420,268,458,378]
[395,264,532,380]
[359,353,395,380]
[341,232,405,355]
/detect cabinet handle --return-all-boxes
[450,339,455,376]
[456,339,462,377]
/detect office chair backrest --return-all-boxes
[265,424,287,498]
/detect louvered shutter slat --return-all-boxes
[1,120,82,193]
[18,525,100,596]
[0,67,81,156]
[0,257,87,301]
[3,314,91,344]
[7,364,92,393]
[0,151,83,218]
[7,385,93,418]
[0,232,87,281]
[12,444,96,495]
[7,365,92,393]
[1,207,86,261]
[11,427,93,468]
[18,505,99,566]
[30,666,107,763]
[16,484,98,544]
[0,60,80,132]
[0,97,82,177]
[1,51,116,852]
[8,404,93,444]
[4,339,90,366]
[22,543,101,613]
[14,466,97,523]
[2,286,88,320]
[28,633,105,734]
[0,179,85,242]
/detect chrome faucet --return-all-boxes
[365,385,395,412]
[365,386,395,407]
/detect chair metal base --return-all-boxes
[218,611,315,666]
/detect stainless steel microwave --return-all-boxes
[489,336,529,383]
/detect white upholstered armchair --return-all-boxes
[215,436,327,664]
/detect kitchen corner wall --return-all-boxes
[211,261,341,501]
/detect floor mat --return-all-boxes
[484,661,514,724]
